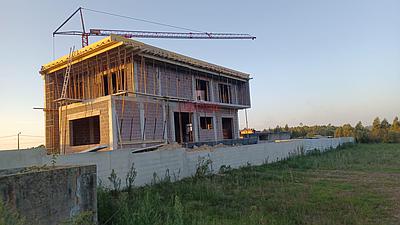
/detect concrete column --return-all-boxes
[213,112,218,141]
[170,107,175,142]
[162,101,167,141]
[133,61,139,92]
[139,102,145,140]
[234,85,238,105]
[210,79,215,102]
[110,96,118,150]
[157,67,162,95]
[192,112,199,142]
[191,74,196,100]
[235,110,240,139]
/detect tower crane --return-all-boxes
[53,7,256,48]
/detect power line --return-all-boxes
[0,134,44,139]
[0,135,16,139]
[82,7,204,33]
[20,135,44,138]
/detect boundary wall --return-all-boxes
[0,137,354,187]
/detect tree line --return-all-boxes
[265,116,400,143]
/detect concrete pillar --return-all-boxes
[235,110,240,139]
[213,112,218,141]
[139,102,145,140]
[162,101,167,141]
[157,67,162,95]
[169,107,175,142]
[191,74,196,100]
[109,96,118,150]
[192,112,199,142]
[210,79,215,102]
[133,61,139,92]
[234,85,238,105]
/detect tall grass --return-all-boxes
[97,143,400,225]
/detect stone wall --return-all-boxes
[0,165,97,225]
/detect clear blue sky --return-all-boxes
[0,0,399,149]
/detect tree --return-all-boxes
[381,119,391,129]
[388,116,400,143]
[380,118,391,142]
[274,125,282,133]
[334,127,343,137]
[391,117,400,131]
[354,121,369,143]
[342,124,354,137]
[371,117,381,142]
[284,124,289,132]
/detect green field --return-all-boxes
[98,144,400,225]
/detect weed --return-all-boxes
[218,165,232,174]
[108,169,121,194]
[63,211,94,225]
[195,156,213,178]
[50,153,58,167]
[125,163,137,194]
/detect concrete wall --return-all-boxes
[59,96,111,154]
[0,137,353,188]
[0,165,97,225]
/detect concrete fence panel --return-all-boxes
[0,137,354,188]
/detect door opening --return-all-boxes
[174,112,193,143]
[222,117,233,139]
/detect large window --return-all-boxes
[70,116,100,146]
[102,69,126,96]
[218,84,232,104]
[200,117,213,129]
[196,79,210,101]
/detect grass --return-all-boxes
[98,143,400,225]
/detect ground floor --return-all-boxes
[57,95,241,154]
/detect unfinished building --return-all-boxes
[39,35,251,154]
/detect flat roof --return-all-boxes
[40,35,250,80]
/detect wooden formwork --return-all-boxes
[41,36,251,154]
[44,46,137,154]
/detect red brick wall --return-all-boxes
[114,99,141,141]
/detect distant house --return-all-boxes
[39,35,252,154]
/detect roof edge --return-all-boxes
[40,35,250,79]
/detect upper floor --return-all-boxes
[40,35,251,108]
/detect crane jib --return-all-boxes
[89,29,256,40]
[52,7,256,47]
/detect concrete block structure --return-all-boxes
[40,35,251,154]
[0,165,97,225]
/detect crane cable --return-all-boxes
[81,7,204,33]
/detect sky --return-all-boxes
[0,0,399,149]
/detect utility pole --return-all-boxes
[17,132,21,150]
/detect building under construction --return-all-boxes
[40,35,251,154]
